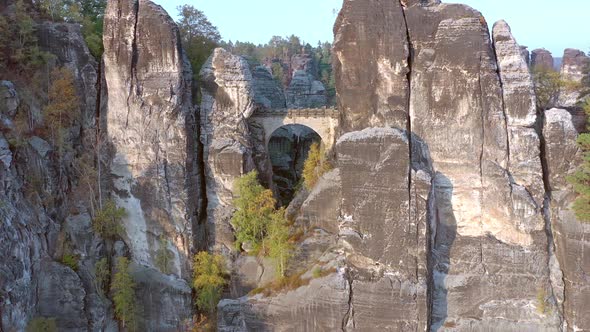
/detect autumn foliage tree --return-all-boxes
[192,252,227,314]
[302,142,331,190]
[44,66,79,154]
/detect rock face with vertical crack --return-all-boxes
[333,0,410,131]
[544,108,590,331]
[103,0,195,326]
[199,48,258,254]
[405,3,559,329]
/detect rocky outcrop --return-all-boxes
[37,260,88,331]
[103,0,197,281]
[404,4,557,329]
[333,0,410,131]
[531,48,555,70]
[337,128,431,330]
[493,20,545,221]
[219,127,432,330]
[102,0,196,326]
[557,49,589,108]
[37,22,98,128]
[544,109,589,331]
[199,48,258,254]
[285,70,327,109]
[252,66,287,110]
[1,18,103,331]
[131,264,193,331]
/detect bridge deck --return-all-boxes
[252,107,339,118]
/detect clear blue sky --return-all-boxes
[154,0,588,57]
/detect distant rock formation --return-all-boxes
[558,48,589,108]
[531,48,555,70]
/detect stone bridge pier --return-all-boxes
[249,108,340,150]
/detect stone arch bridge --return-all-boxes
[249,108,339,150]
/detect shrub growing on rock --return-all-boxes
[92,199,126,239]
[94,257,110,294]
[265,208,293,277]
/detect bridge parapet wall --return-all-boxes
[249,108,340,150]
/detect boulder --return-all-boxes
[28,136,52,158]
[131,265,193,332]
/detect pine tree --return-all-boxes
[112,257,137,331]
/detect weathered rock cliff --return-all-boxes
[103,0,196,327]
[217,1,587,331]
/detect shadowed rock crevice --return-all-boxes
[267,124,321,206]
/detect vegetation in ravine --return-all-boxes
[94,257,110,294]
[112,257,137,331]
[532,67,566,111]
[302,142,332,190]
[192,251,227,314]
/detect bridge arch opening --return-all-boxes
[268,124,321,205]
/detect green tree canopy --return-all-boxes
[231,171,277,251]
[532,67,565,111]
[176,4,221,80]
